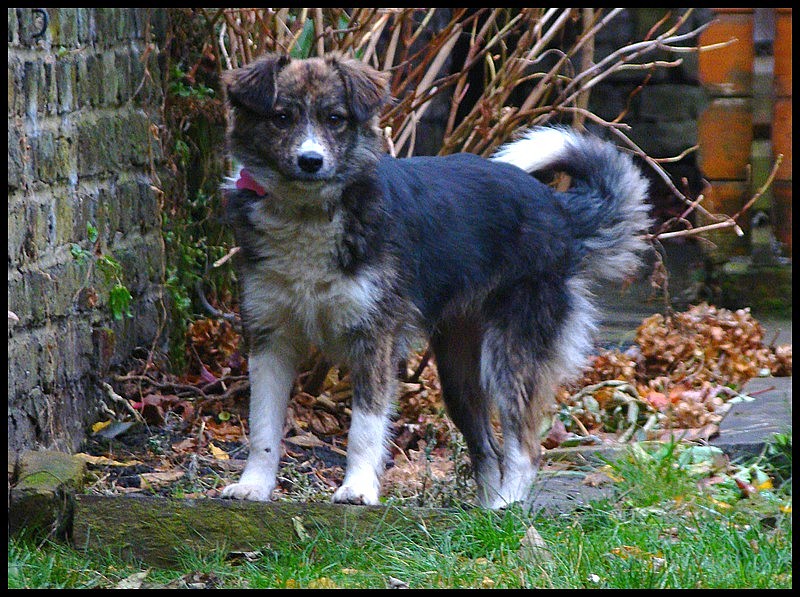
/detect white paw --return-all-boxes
[220,482,274,502]
[486,486,534,510]
[332,479,380,505]
[487,495,517,510]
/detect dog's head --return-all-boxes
[224,54,390,194]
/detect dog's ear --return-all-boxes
[223,54,290,114]
[331,56,390,122]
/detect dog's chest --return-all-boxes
[241,205,380,351]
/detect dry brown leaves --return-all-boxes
[556,303,791,442]
[187,318,246,379]
[88,305,789,499]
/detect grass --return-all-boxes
[8,437,792,589]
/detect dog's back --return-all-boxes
[376,153,579,325]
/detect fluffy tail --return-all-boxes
[492,126,652,282]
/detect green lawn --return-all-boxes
[8,437,792,589]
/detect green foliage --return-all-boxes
[289,18,315,59]
[764,431,792,488]
[70,243,90,263]
[86,222,99,243]
[9,438,792,588]
[108,284,134,321]
[69,222,134,321]
[96,255,133,320]
[159,21,236,370]
[168,65,215,100]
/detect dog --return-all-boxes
[218,53,651,509]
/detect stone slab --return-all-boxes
[711,376,793,461]
[8,450,87,537]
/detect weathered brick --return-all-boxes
[83,52,104,107]
[21,254,86,323]
[7,124,28,191]
[31,129,56,182]
[8,328,49,396]
[100,51,118,106]
[22,59,43,117]
[639,84,708,122]
[73,53,93,110]
[30,127,75,184]
[8,54,25,116]
[75,114,114,175]
[48,8,79,48]
[52,187,76,246]
[43,60,61,115]
[7,198,29,266]
[136,177,161,231]
[76,8,96,46]
[15,7,46,48]
[8,8,168,454]
[114,231,167,293]
[17,199,51,262]
[94,8,124,47]
[8,8,18,44]
[55,58,76,114]
[629,120,699,159]
[113,49,133,104]
[7,268,28,326]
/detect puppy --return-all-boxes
[219,54,651,509]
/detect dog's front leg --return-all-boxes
[221,345,296,501]
[332,344,395,506]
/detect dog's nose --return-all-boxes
[297,151,324,173]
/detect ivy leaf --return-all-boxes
[291,19,315,59]
[109,283,133,320]
[87,222,99,243]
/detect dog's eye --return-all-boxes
[270,111,292,129]
[326,113,347,128]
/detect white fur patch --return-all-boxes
[491,127,571,173]
[332,410,388,505]
[491,435,538,509]
[241,205,382,357]
[220,347,296,501]
[299,137,328,156]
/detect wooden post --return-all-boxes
[771,8,792,255]
[697,8,755,261]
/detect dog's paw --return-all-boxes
[332,482,379,506]
[220,482,273,502]
[486,487,534,511]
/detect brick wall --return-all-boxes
[8,8,168,451]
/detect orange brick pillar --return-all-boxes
[697,8,755,262]
[772,8,792,256]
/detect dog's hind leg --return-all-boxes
[479,330,547,510]
[431,316,503,507]
[333,335,397,506]
[479,280,592,510]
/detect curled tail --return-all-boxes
[492,126,652,282]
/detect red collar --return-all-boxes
[235,168,267,196]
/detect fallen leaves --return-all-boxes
[82,304,790,503]
[140,469,186,487]
[114,570,222,590]
[381,441,455,500]
[555,303,791,446]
